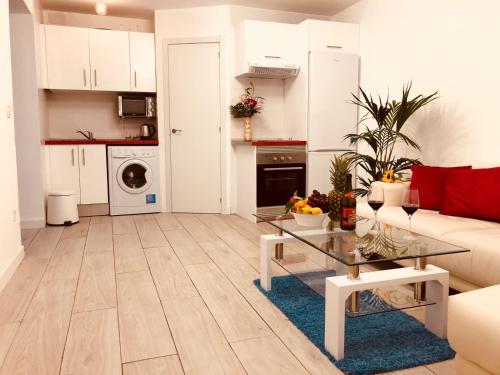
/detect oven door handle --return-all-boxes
[263,167,305,171]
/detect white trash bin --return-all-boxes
[47,191,79,226]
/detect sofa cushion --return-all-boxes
[453,228,500,287]
[449,285,500,375]
[410,165,471,211]
[441,167,500,222]
[358,202,498,239]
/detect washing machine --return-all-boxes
[108,146,160,215]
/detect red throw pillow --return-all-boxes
[410,165,472,211]
[441,167,500,222]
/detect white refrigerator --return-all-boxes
[307,51,359,195]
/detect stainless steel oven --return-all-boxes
[256,147,306,208]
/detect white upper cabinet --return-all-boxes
[43,25,156,92]
[235,20,299,77]
[305,20,359,54]
[45,25,90,90]
[89,29,131,92]
[129,32,156,92]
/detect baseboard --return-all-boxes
[0,246,25,293]
[21,218,46,229]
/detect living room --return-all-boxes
[0,0,498,374]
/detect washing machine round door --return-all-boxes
[116,159,153,194]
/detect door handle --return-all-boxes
[264,55,281,59]
[326,45,343,49]
[171,128,182,134]
[134,71,137,88]
[83,69,87,86]
[71,148,75,166]
[94,69,97,87]
[82,148,86,166]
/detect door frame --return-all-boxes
[161,36,227,213]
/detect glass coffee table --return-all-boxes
[255,213,470,360]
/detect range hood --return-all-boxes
[237,61,300,79]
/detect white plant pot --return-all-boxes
[371,181,410,207]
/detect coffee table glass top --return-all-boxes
[254,213,470,267]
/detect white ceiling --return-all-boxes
[40,0,359,19]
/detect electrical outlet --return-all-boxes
[6,105,12,119]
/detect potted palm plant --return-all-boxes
[344,83,438,204]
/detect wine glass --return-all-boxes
[367,186,384,234]
[402,188,420,240]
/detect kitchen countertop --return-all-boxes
[44,139,159,146]
[231,139,307,146]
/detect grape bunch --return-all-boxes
[307,190,330,213]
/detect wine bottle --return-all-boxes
[340,174,356,231]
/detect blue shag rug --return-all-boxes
[254,274,454,375]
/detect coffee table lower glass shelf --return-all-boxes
[255,213,470,359]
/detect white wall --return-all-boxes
[334,0,500,167]
[10,12,46,228]
[0,0,23,290]
[46,92,148,139]
[155,5,326,213]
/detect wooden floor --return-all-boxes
[1,213,456,375]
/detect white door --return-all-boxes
[48,145,81,204]
[89,29,130,91]
[79,145,108,204]
[168,43,221,213]
[308,51,359,151]
[45,25,90,90]
[130,32,156,92]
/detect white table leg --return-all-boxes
[324,266,449,360]
[325,278,347,359]
[260,236,274,291]
[425,278,449,338]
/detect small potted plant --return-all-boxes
[229,82,264,141]
[344,82,438,205]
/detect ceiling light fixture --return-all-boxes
[95,2,108,16]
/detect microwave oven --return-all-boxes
[118,95,156,118]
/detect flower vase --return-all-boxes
[243,117,252,142]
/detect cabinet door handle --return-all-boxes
[134,71,137,88]
[82,148,86,166]
[83,69,87,86]
[264,55,281,59]
[326,45,343,49]
[71,148,75,166]
[94,69,97,87]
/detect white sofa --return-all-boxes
[357,202,500,292]
[358,192,500,375]
[448,284,500,375]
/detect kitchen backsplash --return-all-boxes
[46,91,155,139]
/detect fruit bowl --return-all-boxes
[292,212,330,227]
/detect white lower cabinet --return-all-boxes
[47,145,108,205]
[47,145,81,203]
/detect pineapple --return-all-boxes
[328,156,352,221]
